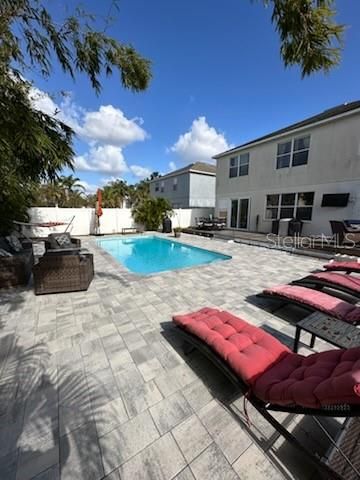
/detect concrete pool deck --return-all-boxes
[0,233,340,480]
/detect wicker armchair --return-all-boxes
[0,247,34,288]
[33,252,94,295]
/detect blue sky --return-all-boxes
[30,0,360,192]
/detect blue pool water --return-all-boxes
[97,235,231,275]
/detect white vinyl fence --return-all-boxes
[27,207,214,237]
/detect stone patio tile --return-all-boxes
[122,379,163,418]
[119,432,186,480]
[137,357,164,382]
[172,414,212,463]
[0,449,18,480]
[130,345,156,365]
[122,330,147,351]
[98,410,160,475]
[150,391,193,435]
[182,380,213,412]
[92,396,128,438]
[32,465,60,480]
[190,443,239,480]
[173,467,196,480]
[154,363,197,397]
[232,443,282,479]
[60,421,104,480]
[103,470,121,480]
[107,348,134,372]
[198,400,252,464]
[16,439,59,480]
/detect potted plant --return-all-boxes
[174,227,182,238]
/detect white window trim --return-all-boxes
[263,192,314,222]
[276,135,310,170]
[229,153,249,178]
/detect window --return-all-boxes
[229,157,238,178]
[276,141,292,169]
[229,153,249,177]
[265,192,314,221]
[160,181,164,193]
[239,153,249,176]
[276,135,310,169]
[155,182,159,192]
[173,177,178,191]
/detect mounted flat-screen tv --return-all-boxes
[321,193,349,207]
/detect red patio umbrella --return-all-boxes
[95,189,103,234]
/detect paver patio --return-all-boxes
[0,233,341,479]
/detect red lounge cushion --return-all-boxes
[324,262,360,273]
[173,307,290,385]
[253,347,360,408]
[308,272,360,294]
[263,284,360,324]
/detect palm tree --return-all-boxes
[102,179,129,207]
[59,175,85,201]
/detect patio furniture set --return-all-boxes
[0,232,94,294]
[173,260,360,479]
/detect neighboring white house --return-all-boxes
[214,101,360,236]
[149,162,216,209]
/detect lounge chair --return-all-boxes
[173,307,360,480]
[260,285,360,324]
[324,262,360,274]
[292,272,360,301]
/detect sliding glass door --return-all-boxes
[230,200,238,228]
[230,198,250,229]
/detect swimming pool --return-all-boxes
[97,235,231,275]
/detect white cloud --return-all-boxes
[129,165,152,179]
[74,145,129,173]
[169,161,177,172]
[169,116,231,164]
[79,105,148,147]
[30,87,150,174]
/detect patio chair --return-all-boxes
[0,235,34,288]
[173,307,360,480]
[33,251,94,295]
[330,221,360,246]
[324,262,360,274]
[260,284,360,324]
[292,272,360,301]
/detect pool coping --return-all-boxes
[91,232,233,278]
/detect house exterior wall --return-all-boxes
[216,113,360,236]
[150,171,216,208]
[189,173,216,207]
[149,173,190,207]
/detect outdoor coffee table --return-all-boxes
[293,311,360,352]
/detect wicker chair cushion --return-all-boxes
[47,233,72,249]
[5,234,22,253]
[0,248,12,257]
[254,347,360,408]
[324,262,360,273]
[173,308,290,385]
[263,284,360,324]
[307,272,360,294]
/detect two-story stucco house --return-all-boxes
[214,102,360,236]
[149,162,216,208]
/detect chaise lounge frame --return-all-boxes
[174,324,360,480]
[291,275,360,302]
